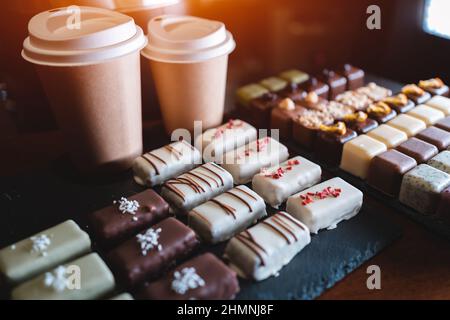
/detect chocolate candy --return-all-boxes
[367,124,407,149]
[396,138,438,164]
[107,217,198,287]
[343,111,378,134]
[399,164,450,215]
[236,83,269,107]
[278,82,307,102]
[426,96,450,116]
[286,177,363,233]
[278,69,310,85]
[383,93,415,114]
[407,105,445,126]
[271,100,308,140]
[319,69,347,100]
[188,186,267,244]
[356,83,392,101]
[314,123,357,166]
[437,186,450,220]
[300,77,329,99]
[292,109,334,149]
[402,84,432,105]
[419,78,449,97]
[195,119,257,163]
[340,135,387,179]
[11,253,115,300]
[139,253,239,300]
[387,114,426,137]
[366,102,397,124]
[90,190,170,245]
[0,220,91,285]
[221,137,289,184]
[260,77,288,92]
[436,116,450,132]
[338,64,365,90]
[335,90,373,111]
[161,162,234,213]
[133,140,202,187]
[243,92,281,129]
[428,151,450,174]
[224,212,311,281]
[252,156,322,208]
[416,126,450,151]
[367,150,417,197]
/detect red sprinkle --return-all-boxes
[300,187,342,206]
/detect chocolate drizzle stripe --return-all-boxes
[243,230,256,242]
[208,162,226,172]
[147,152,168,165]
[225,190,253,212]
[196,171,221,188]
[236,234,266,266]
[185,172,213,188]
[277,212,306,231]
[261,221,291,244]
[191,209,211,227]
[201,165,225,186]
[271,216,298,242]
[163,183,185,201]
[210,199,237,219]
[233,186,258,201]
[164,145,182,160]
[178,177,205,193]
[180,139,196,151]
[141,155,160,175]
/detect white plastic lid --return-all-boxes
[142,15,236,63]
[116,0,181,12]
[22,6,148,66]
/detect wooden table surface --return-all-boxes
[2,126,450,300]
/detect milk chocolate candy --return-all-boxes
[396,138,438,164]
[189,186,267,244]
[399,164,450,215]
[195,119,257,163]
[0,220,91,285]
[408,105,445,126]
[338,64,365,90]
[300,77,329,99]
[402,84,432,105]
[292,109,334,149]
[419,78,449,97]
[314,123,357,166]
[133,140,202,187]
[278,82,307,102]
[426,96,450,116]
[139,253,239,300]
[271,100,308,140]
[90,190,170,245]
[387,114,426,137]
[357,83,392,101]
[107,218,198,287]
[161,162,234,213]
[428,151,450,174]
[252,156,322,208]
[319,69,347,100]
[416,126,450,151]
[286,177,363,234]
[244,92,282,129]
[11,253,115,300]
[224,212,311,281]
[383,93,415,114]
[436,116,450,132]
[343,111,378,134]
[367,150,417,197]
[221,137,289,184]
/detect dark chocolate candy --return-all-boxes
[139,253,239,300]
[383,94,415,114]
[437,186,450,222]
[367,150,417,197]
[416,126,450,151]
[319,69,347,100]
[338,64,365,90]
[271,105,308,140]
[300,77,329,99]
[292,111,334,149]
[90,189,170,245]
[396,138,439,164]
[368,109,397,124]
[346,118,378,134]
[419,78,449,97]
[107,217,199,288]
[241,92,281,129]
[278,82,307,102]
[403,87,432,105]
[436,116,450,132]
[314,127,357,166]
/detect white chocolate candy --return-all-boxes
[161,162,234,213]
[426,96,450,116]
[188,186,267,244]
[195,120,257,163]
[224,212,310,281]
[286,177,363,234]
[407,105,445,126]
[367,124,408,149]
[252,156,322,208]
[0,220,91,285]
[221,137,289,184]
[387,114,426,137]
[340,135,387,179]
[11,253,115,300]
[133,140,201,187]
[110,293,134,300]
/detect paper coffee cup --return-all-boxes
[141,15,236,134]
[22,6,147,173]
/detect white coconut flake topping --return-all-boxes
[44,266,68,292]
[137,228,162,256]
[114,197,140,221]
[171,267,205,295]
[30,234,51,256]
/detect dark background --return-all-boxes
[0,0,449,134]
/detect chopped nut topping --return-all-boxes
[383,93,408,106]
[344,111,368,123]
[319,121,347,136]
[278,98,295,111]
[402,84,425,97]
[419,78,444,90]
[367,101,392,116]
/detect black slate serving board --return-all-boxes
[0,156,401,300]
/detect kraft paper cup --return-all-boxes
[142,15,236,134]
[22,6,147,173]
